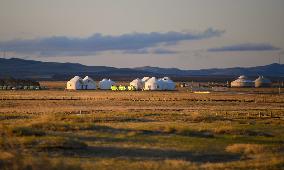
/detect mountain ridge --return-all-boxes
[0,58,283,80]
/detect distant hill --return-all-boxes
[0,58,283,81]
[135,63,284,76]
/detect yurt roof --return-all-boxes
[146,77,157,83]
[255,76,271,83]
[131,78,142,83]
[100,78,114,84]
[233,79,253,83]
[232,75,253,82]
[162,77,170,81]
[83,76,94,81]
[238,75,247,79]
[142,77,150,82]
[70,76,83,82]
[101,78,108,82]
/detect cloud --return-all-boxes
[151,48,177,54]
[0,28,224,56]
[122,49,149,54]
[123,48,177,55]
[208,43,281,52]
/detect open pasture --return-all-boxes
[0,88,284,170]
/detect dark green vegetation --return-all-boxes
[0,90,283,169]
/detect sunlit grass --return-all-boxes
[0,89,283,169]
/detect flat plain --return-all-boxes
[0,83,284,170]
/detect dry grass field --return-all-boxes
[0,83,284,170]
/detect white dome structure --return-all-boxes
[161,77,176,90]
[66,76,84,90]
[144,77,159,90]
[254,76,272,88]
[231,75,254,88]
[157,79,164,90]
[99,78,115,90]
[130,78,143,90]
[83,76,96,90]
[156,77,176,90]
[141,77,150,87]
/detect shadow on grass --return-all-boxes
[83,125,215,138]
[56,146,241,163]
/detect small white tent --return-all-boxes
[231,75,254,87]
[144,77,159,90]
[156,77,175,90]
[130,78,143,90]
[254,76,272,88]
[99,78,115,90]
[83,76,96,90]
[141,77,150,88]
[66,76,84,90]
[161,77,176,90]
[157,79,164,90]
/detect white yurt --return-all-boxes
[161,77,176,90]
[141,77,150,83]
[66,76,84,90]
[254,76,272,88]
[144,77,159,90]
[130,78,143,90]
[83,76,96,90]
[157,79,165,90]
[99,78,115,90]
[156,77,175,90]
[230,75,254,88]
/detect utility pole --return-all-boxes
[279,54,281,95]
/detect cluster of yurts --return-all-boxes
[66,76,176,90]
[231,75,272,88]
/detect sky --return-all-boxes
[0,0,284,69]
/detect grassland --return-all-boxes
[0,84,284,170]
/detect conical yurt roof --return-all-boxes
[238,75,247,79]
[83,76,94,81]
[234,75,252,82]
[100,78,114,84]
[146,77,157,83]
[142,77,150,82]
[70,76,83,83]
[108,79,114,83]
[101,78,108,82]
[255,76,271,83]
[131,78,142,84]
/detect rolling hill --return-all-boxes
[0,58,283,80]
